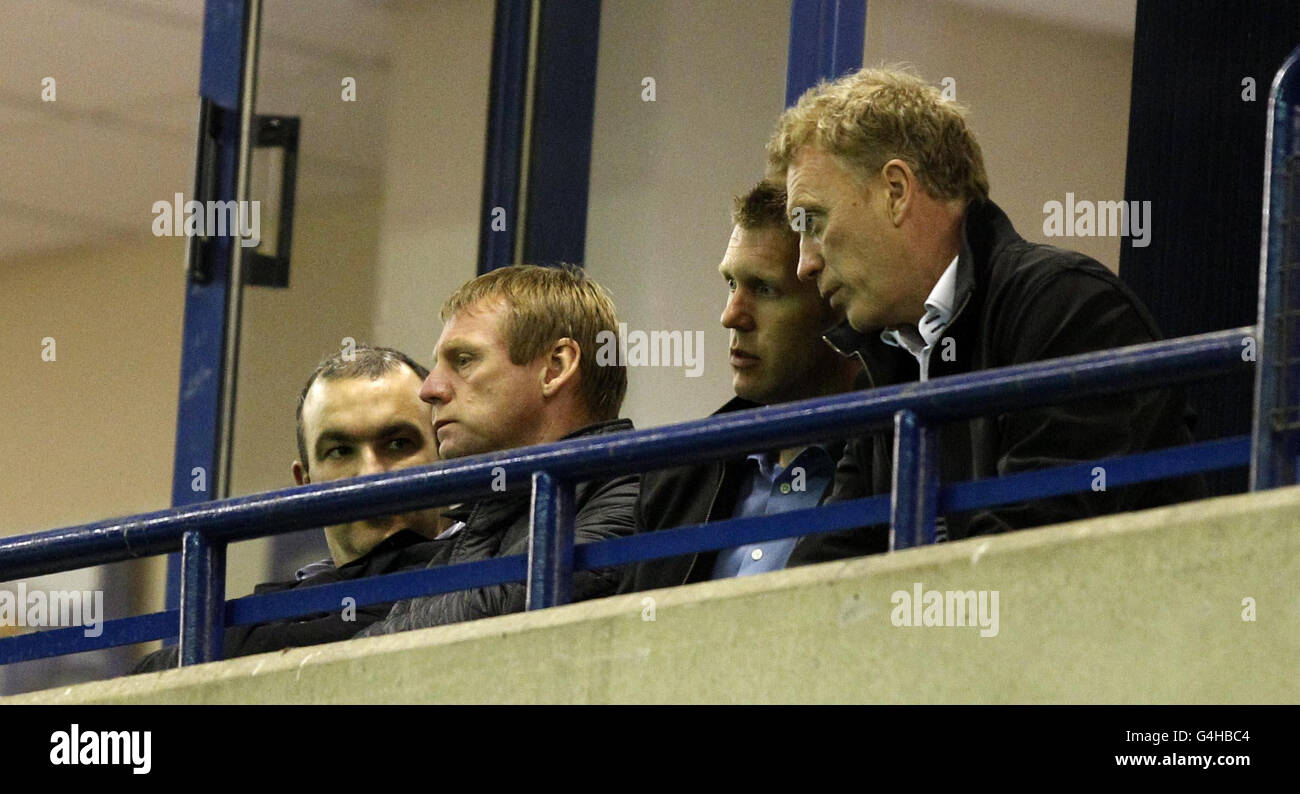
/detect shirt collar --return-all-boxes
[881,254,960,351]
[745,443,834,476]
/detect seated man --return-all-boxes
[769,66,1204,553]
[357,264,637,636]
[619,179,862,593]
[134,345,448,672]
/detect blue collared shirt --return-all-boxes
[711,444,836,579]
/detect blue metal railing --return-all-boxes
[0,327,1257,666]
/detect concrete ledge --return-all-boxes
[7,485,1299,704]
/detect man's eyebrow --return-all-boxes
[436,339,476,358]
[788,200,826,219]
[313,421,423,450]
[313,429,354,453]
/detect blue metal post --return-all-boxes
[890,409,939,550]
[786,0,866,107]
[1251,44,1300,490]
[167,0,259,613]
[178,530,226,665]
[526,471,575,610]
[478,0,531,273]
[520,0,601,268]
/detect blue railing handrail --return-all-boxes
[0,326,1254,583]
[0,434,1252,665]
[0,326,1256,666]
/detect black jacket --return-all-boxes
[356,419,639,636]
[132,530,446,672]
[810,198,1205,557]
[618,397,848,593]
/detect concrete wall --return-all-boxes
[13,486,1296,704]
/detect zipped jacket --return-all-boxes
[357,419,638,635]
[133,529,446,672]
[802,198,1205,558]
[619,398,848,592]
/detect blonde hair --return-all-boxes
[767,65,989,202]
[441,264,626,421]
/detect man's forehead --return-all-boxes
[435,298,506,353]
[303,371,426,435]
[720,226,798,277]
[786,146,847,196]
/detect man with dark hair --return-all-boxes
[357,265,637,636]
[619,180,861,593]
[134,345,448,672]
[291,345,447,566]
[769,66,1202,553]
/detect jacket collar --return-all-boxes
[822,197,1023,380]
[443,418,636,521]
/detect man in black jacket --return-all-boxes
[357,265,637,636]
[619,180,861,594]
[768,66,1203,556]
[135,345,448,672]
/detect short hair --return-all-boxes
[732,179,797,236]
[440,264,627,422]
[295,344,430,470]
[767,65,989,203]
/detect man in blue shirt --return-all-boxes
[619,180,862,592]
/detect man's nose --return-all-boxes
[797,235,824,283]
[358,446,388,476]
[419,369,448,406]
[720,291,753,331]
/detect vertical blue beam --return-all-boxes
[520,0,601,267]
[167,0,254,611]
[785,0,866,107]
[1252,44,1300,490]
[478,0,531,273]
[891,409,939,550]
[178,530,227,665]
[526,471,575,609]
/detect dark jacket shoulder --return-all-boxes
[357,419,640,634]
[132,530,446,673]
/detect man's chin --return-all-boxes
[733,377,776,406]
[846,306,884,334]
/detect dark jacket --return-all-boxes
[806,198,1205,559]
[132,529,446,673]
[356,419,639,636]
[618,397,847,593]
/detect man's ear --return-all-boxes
[292,460,309,486]
[540,337,582,398]
[880,159,914,226]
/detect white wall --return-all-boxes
[585,0,793,429]
[865,0,1134,269]
[370,0,494,363]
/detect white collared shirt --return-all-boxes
[880,255,959,380]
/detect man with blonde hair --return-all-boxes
[769,66,1202,549]
[358,264,637,635]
